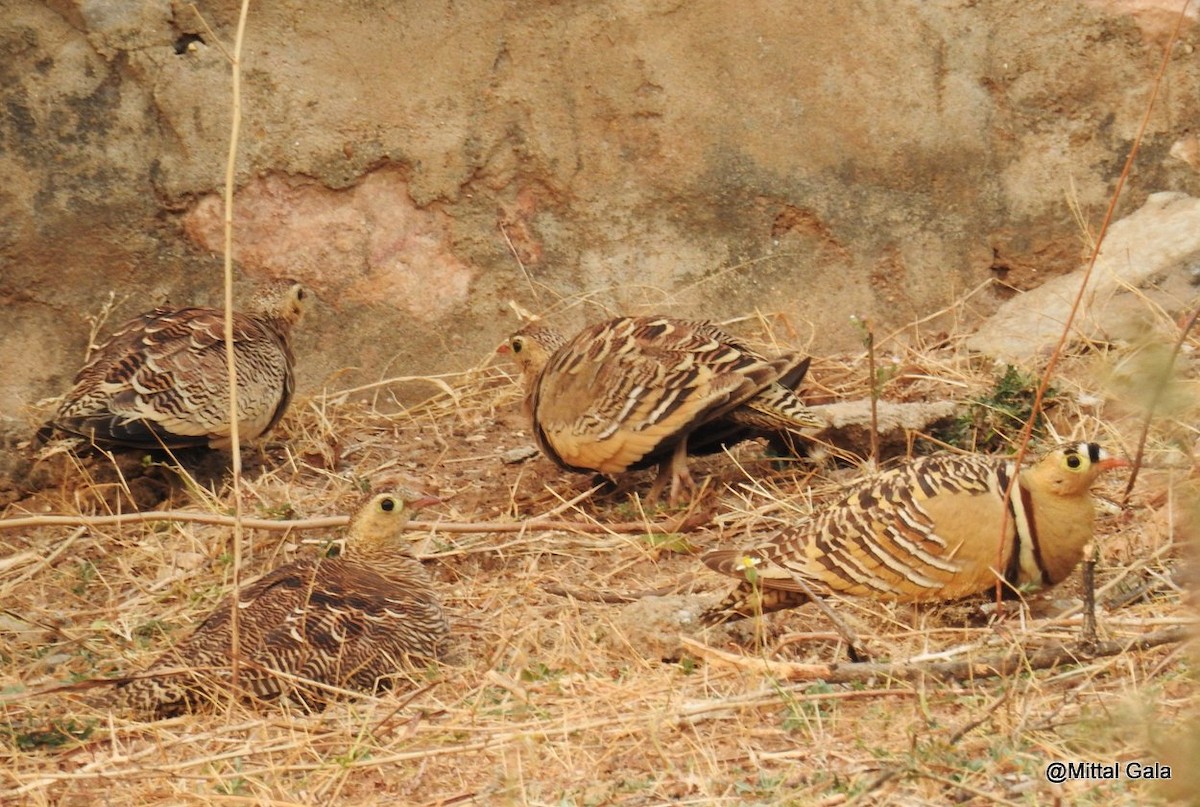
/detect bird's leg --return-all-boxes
[648,437,695,508]
[646,467,668,506]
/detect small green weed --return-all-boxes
[940,365,1054,451]
[2,718,95,751]
[520,662,564,683]
[638,532,697,555]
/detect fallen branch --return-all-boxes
[0,510,710,536]
[682,625,1191,683]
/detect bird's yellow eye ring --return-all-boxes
[1065,454,1082,470]
[380,497,396,512]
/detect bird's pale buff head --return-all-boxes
[251,279,309,327]
[344,491,439,557]
[1033,441,1129,497]
[498,323,567,385]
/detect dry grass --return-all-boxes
[1,307,1197,806]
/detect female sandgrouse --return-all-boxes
[117,492,448,716]
[701,442,1128,623]
[43,280,307,450]
[501,316,823,504]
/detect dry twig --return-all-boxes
[682,625,1190,683]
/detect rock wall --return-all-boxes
[2,0,1199,436]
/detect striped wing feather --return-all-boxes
[532,317,791,474]
[118,556,446,715]
[257,565,446,698]
[52,307,293,449]
[785,454,1012,600]
[686,355,819,456]
[701,455,1016,621]
[702,443,1120,623]
[116,559,316,714]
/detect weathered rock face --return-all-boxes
[969,192,1200,365]
[2,0,1199,435]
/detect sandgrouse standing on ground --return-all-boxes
[701,442,1129,623]
[42,279,307,450]
[117,492,448,716]
[501,316,824,504]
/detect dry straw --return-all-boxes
[0,4,1196,806]
[2,271,1193,803]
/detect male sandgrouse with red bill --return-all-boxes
[701,442,1128,623]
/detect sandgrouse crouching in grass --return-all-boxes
[500,316,824,505]
[116,492,448,717]
[41,279,308,451]
[701,442,1129,623]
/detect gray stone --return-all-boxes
[968,193,1200,365]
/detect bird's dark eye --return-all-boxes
[296,288,307,301]
[512,339,523,354]
[380,497,396,512]
[1066,454,1082,470]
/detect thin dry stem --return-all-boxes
[219,0,253,705]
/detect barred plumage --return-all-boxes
[116,492,448,717]
[501,316,823,504]
[42,280,307,450]
[701,443,1128,623]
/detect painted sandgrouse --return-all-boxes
[43,279,307,450]
[701,442,1128,623]
[501,316,823,504]
[116,492,448,716]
